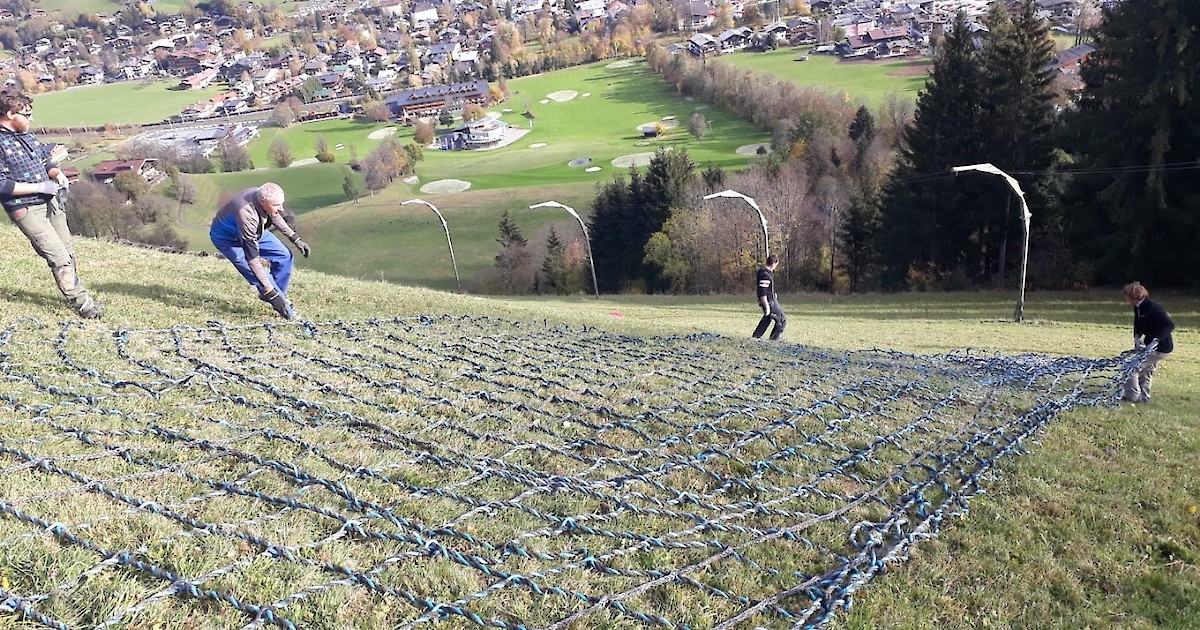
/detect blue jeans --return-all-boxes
[9,198,97,313]
[211,230,294,295]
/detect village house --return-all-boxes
[91,159,161,185]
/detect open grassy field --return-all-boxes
[166,59,773,286]
[245,59,771,192]
[710,49,932,107]
[33,80,226,128]
[35,0,296,16]
[0,228,1194,629]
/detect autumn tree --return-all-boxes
[268,137,293,168]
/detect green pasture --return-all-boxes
[0,227,1195,629]
[244,59,771,194]
[711,49,931,107]
[36,0,294,15]
[32,80,226,128]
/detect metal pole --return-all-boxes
[950,163,1031,322]
[529,201,599,297]
[702,189,770,259]
[401,198,462,292]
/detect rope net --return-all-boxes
[0,315,1141,629]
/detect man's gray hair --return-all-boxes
[258,182,285,204]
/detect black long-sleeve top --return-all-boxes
[1134,298,1175,354]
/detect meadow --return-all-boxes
[165,59,773,288]
[0,227,1195,629]
[34,0,295,16]
[33,80,226,128]
[710,49,931,107]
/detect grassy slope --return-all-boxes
[711,50,931,107]
[169,59,773,288]
[34,81,227,128]
[0,229,1195,628]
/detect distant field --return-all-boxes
[244,59,772,194]
[33,81,225,128]
[711,49,931,107]
[177,59,774,289]
[35,0,294,15]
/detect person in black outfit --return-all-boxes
[1121,281,1175,403]
[752,255,786,340]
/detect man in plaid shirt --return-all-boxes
[0,88,101,319]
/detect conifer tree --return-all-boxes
[1063,0,1200,284]
[589,149,696,292]
[538,228,568,294]
[877,12,987,287]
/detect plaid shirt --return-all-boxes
[0,127,55,214]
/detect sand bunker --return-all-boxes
[636,119,680,133]
[368,126,398,140]
[420,179,472,194]
[539,99,550,104]
[612,150,671,168]
[582,92,592,97]
[736,143,773,155]
[485,111,503,119]
[568,157,592,167]
[547,90,578,102]
[585,166,602,173]
[402,175,419,185]
[502,108,513,113]
[606,60,639,69]
[529,142,548,149]
[289,157,319,167]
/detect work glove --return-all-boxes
[1133,335,1144,350]
[260,288,293,320]
[33,180,60,196]
[291,237,311,258]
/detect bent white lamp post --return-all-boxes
[401,198,462,293]
[951,163,1032,322]
[528,201,600,298]
[703,189,770,259]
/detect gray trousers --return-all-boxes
[8,198,95,313]
[1124,351,1168,402]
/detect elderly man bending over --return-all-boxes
[209,183,311,320]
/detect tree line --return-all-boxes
[527,0,1198,295]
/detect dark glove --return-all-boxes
[34,180,61,196]
[291,237,311,258]
[260,288,293,320]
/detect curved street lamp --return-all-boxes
[703,189,770,259]
[951,163,1032,323]
[528,200,599,298]
[401,198,462,293]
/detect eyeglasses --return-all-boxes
[14,110,32,120]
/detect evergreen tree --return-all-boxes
[877,13,987,287]
[848,105,875,174]
[538,228,568,294]
[976,0,1059,282]
[494,210,531,293]
[1062,0,1200,285]
[589,149,697,292]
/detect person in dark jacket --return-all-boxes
[752,254,786,340]
[1121,281,1175,403]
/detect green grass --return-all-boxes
[0,228,1195,629]
[33,80,227,128]
[170,59,773,286]
[711,49,931,107]
[36,0,295,15]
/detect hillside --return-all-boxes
[0,228,1195,629]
